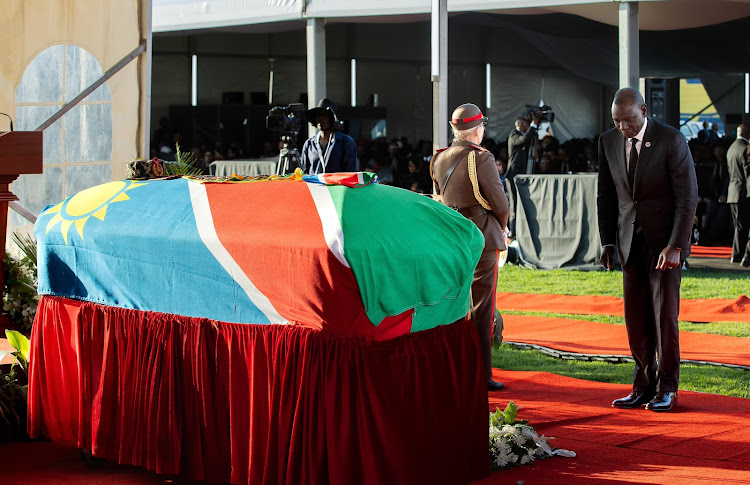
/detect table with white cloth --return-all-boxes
[209,159,278,177]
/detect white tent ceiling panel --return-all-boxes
[155,0,750,32]
[153,0,302,32]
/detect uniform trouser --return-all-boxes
[470,249,500,380]
[729,199,750,262]
[622,231,682,393]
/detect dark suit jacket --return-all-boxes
[431,141,510,251]
[597,117,698,265]
[726,137,749,203]
[506,126,537,178]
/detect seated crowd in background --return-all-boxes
[689,133,731,246]
[151,116,736,247]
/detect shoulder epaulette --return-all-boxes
[470,143,488,152]
[435,147,449,154]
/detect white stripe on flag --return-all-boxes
[187,182,287,324]
[307,183,350,268]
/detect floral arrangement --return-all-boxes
[3,233,38,330]
[489,401,575,470]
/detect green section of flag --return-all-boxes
[330,184,483,332]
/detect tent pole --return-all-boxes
[307,18,326,139]
[139,0,153,159]
[618,1,640,89]
[431,0,448,151]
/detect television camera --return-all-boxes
[524,104,555,123]
[266,103,306,175]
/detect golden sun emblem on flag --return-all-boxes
[44,180,146,243]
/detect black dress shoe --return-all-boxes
[612,391,655,408]
[645,392,678,412]
[487,379,504,391]
[741,257,750,268]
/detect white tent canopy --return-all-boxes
[154,0,750,33]
[150,0,750,150]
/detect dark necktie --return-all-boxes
[628,138,639,186]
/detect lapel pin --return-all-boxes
[644,142,651,148]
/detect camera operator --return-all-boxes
[300,98,359,174]
[506,109,542,236]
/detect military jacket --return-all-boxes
[431,140,509,251]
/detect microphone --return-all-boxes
[0,112,13,131]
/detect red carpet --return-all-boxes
[502,314,750,367]
[478,370,750,484]
[690,245,733,258]
[3,370,749,485]
[497,292,750,323]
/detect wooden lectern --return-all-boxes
[0,131,43,310]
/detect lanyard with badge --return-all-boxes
[312,133,335,174]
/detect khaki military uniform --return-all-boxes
[431,140,510,380]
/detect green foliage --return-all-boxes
[0,330,30,438]
[4,233,39,330]
[10,232,36,272]
[166,143,203,177]
[3,330,29,374]
[489,401,526,428]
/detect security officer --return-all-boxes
[430,103,510,391]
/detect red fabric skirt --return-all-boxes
[28,296,488,485]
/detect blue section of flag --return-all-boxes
[35,178,270,324]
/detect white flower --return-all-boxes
[520,426,536,439]
[489,409,575,469]
[494,450,509,468]
[534,435,553,455]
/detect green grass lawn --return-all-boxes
[499,265,749,300]
[493,264,750,398]
[492,343,750,399]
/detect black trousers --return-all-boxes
[506,175,517,235]
[622,231,682,393]
[471,249,500,380]
[729,199,750,262]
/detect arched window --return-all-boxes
[12,44,112,228]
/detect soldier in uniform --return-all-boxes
[430,103,510,391]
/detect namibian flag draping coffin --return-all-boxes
[35,173,484,340]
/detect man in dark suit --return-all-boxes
[506,112,541,236]
[431,103,510,391]
[597,87,698,412]
[726,124,750,266]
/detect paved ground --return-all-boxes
[685,255,750,272]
